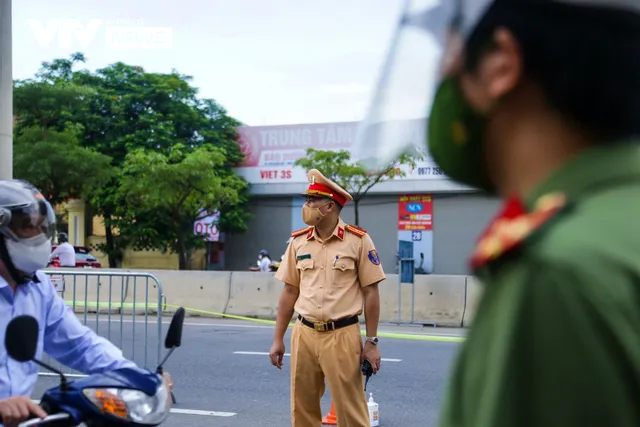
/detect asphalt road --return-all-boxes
[31,316,465,427]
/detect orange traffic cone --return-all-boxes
[322,401,337,425]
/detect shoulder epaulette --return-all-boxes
[291,227,311,238]
[470,192,568,270]
[345,224,367,238]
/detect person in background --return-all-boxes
[249,249,272,272]
[48,232,75,268]
[355,1,640,426]
[270,168,385,427]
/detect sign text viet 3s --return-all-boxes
[27,18,173,50]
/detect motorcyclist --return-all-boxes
[0,179,171,427]
[249,249,272,272]
[48,232,76,267]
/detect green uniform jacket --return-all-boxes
[438,143,640,427]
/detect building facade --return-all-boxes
[65,120,501,274]
[223,121,502,275]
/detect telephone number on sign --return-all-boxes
[416,166,445,176]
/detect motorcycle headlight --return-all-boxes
[82,376,170,425]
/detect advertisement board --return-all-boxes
[397,195,434,275]
[193,209,220,242]
[234,120,448,185]
[398,195,433,231]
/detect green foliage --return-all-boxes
[13,52,251,267]
[294,148,422,225]
[13,125,113,207]
[13,81,96,136]
[117,144,249,269]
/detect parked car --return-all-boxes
[49,245,102,268]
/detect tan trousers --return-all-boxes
[290,319,370,427]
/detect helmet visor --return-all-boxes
[5,199,56,244]
[352,0,493,170]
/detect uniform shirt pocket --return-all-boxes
[296,259,315,281]
[331,257,356,287]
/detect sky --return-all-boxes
[12,0,407,127]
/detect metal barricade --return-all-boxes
[40,269,165,378]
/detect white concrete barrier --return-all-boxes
[226,272,283,319]
[45,268,483,328]
[411,275,467,327]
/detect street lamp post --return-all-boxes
[0,0,11,180]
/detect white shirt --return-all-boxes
[259,257,271,272]
[50,242,76,267]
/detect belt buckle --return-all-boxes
[313,322,327,332]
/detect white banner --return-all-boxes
[193,210,220,242]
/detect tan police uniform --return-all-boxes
[275,169,387,427]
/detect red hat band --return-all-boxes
[306,183,348,206]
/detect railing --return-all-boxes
[40,269,165,377]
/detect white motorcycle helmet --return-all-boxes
[0,180,56,284]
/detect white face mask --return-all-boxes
[5,235,52,275]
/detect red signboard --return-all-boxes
[398,195,433,231]
[236,122,358,168]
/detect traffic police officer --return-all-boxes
[352,0,640,426]
[270,168,386,427]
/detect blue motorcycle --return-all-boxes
[3,307,186,427]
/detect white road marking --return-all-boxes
[31,399,236,417]
[170,408,236,417]
[233,351,402,362]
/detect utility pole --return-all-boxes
[0,0,12,180]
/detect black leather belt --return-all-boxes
[297,314,359,332]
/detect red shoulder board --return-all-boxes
[291,227,311,238]
[345,224,367,238]
[470,192,567,270]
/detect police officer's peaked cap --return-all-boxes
[302,169,353,207]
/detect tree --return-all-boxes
[13,54,95,139]
[15,52,252,267]
[12,69,113,208]
[294,148,422,225]
[13,125,114,207]
[20,52,251,267]
[118,144,249,270]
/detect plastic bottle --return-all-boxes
[368,392,379,426]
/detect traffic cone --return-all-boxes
[322,401,337,425]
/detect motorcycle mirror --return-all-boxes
[164,307,185,349]
[6,315,38,362]
[5,315,70,391]
[156,307,185,383]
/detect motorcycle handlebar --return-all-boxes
[11,413,72,427]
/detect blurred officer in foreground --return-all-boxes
[270,169,385,427]
[353,0,640,426]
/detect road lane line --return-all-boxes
[170,408,236,417]
[233,351,402,362]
